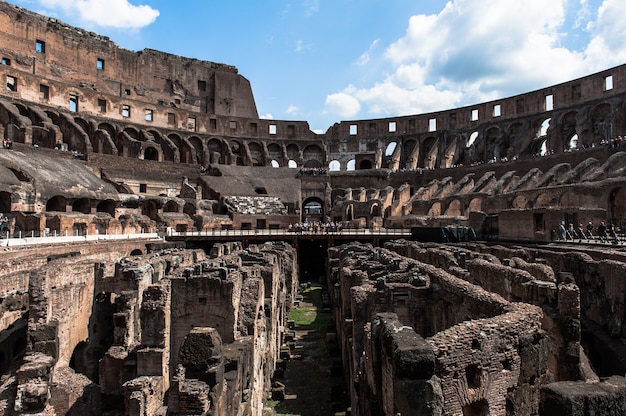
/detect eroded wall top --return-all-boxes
[0,1,258,119]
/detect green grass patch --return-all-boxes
[288,286,331,332]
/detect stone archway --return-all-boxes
[445,200,462,216]
[72,198,91,214]
[428,202,441,216]
[421,137,439,169]
[46,195,67,212]
[303,197,324,222]
[144,146,159,161]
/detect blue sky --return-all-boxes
[5,0,626,133]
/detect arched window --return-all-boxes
[467,132,479,148]
[329,160,341,171]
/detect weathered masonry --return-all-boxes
[328,241,626,415]
[0,240,298,415]
[1,1,626,415]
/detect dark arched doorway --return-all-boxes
[303,197,324,222]
[144,147,159,161]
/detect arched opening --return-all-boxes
[535,193,552,208]
[442,136,458,168]
[163,201,179,213]
[208,138,224,164]
[468,198,482,213]
[183,203,196,217]
[141,200,159,221]
[403,139,419,170]
[427,202,441,216]
[267,143,283,165]
[347,160,356,171]
[72,198,91,214]
[329,160,341,171]
[124,127,141,141]
[150,130,174,162]
[69,341,89,378]
[230,141,244,166]
[485,127,504,162]
[271,160,280,168]
[96,200,116,216]
[303,159,322,168]
[591,103,612,143]
[421,137,439,169]
[46,195,67,212]
[248,142,265,166]
[385,141,399,171]
[188,136,204,165]
[559,191,576,207]
[538,118,551,138]
[130,249,143,256]
[144,146,159,161]
[445,200,462,216]
[467,132,479,148]
[511,195,530,209]
[560,111,578,151]
[286,144,300,163]
[370,203,381,217]
[303,144,324,167]
[303,198,324,222]
[288,160,298,168]
[180,139,194,164]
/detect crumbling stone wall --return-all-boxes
[0,240,298,415]
[328,242,548,415]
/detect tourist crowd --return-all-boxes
[288,221,344,234]
[555,220,626,244]
[298,167,327,176]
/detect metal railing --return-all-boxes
[0,227,412,248]
[0,231,161,247]
[166,228,412,238]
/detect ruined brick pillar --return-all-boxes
[556,274,583,380]
[368,313,443,416]
[168,327,225,414]
[137,285,171,391]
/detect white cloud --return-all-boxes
[324,92,361,118]
[295,40,312,53]
[303,0,319,16]
[259,113,274,120]
[324,0,626,122]
[34,0,159,29]
[286,105,300,115]
[575,0,591,28]
[357,39,379,66]
[584,0,626,70]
